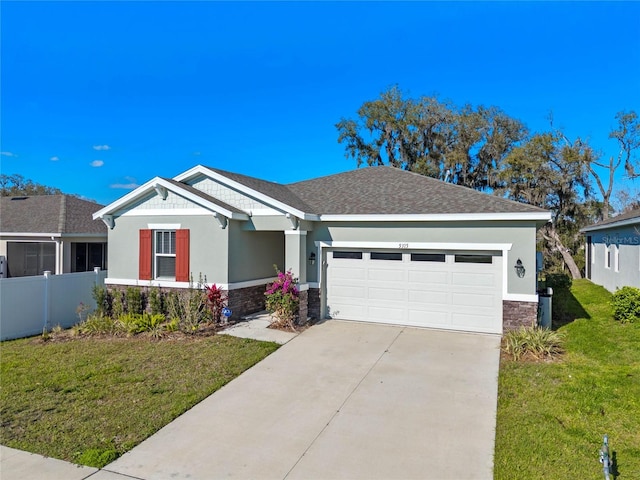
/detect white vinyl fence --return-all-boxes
[0,269,107,341]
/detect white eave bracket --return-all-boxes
[214,212,228,229]
[286,213,299,230]
[154,184,168,200]
[101,215,115,229]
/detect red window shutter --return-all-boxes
[176,229,190,282]
[139,229,152,280]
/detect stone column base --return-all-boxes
[503,300,538,331]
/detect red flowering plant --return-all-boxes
[205,283,229,325]
[264,267,299,331]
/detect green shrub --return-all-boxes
[111,289,125,319]
[503,326,564,361]
[125,287,143,315]
[148,286,163,315]
[265,267,299,330]
[544,272,572,291]
[611,286,640,323]
[91,284,110,317]
[75,313,122,336]
[119,313,167,336]
[163,283,211,333]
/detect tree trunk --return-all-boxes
[542,225,583,279]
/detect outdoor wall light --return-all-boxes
[514,258,526,278]
[308,252,316,265]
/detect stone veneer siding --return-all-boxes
[297,290,308,325]
[503,300,538,331]
[308,288,321,320]
[228,284,268,320]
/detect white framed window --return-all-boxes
[591,240,595,264]
[605,245,611,269]
[613,244,619,272]
[155,230,176,279]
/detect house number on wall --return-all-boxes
[398,243,409,249]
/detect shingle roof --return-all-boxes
[206,167,316,213]
[286,166,547,215]
[582,208,640,231]
[0,195,106,234]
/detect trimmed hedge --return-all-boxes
[611,286,640,323]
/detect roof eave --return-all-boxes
[92,177,249,221]
[318,212,552,222]
[174,165,313,220]
[581,217,640,233]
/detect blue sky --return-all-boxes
[1,1,639,206]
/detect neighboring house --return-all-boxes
[0,195,107,277]
[582,208,640,292]
[93,165,551,334]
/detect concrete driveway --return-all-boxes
[103,320,500,480]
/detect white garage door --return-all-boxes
[326,250,503,334]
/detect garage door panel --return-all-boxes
[328,285,367,300]
[330,266,367,281]
[368,287,406,301]
[452,312,499,332]
[369,306,405,322]
[451,292,495,307]
[407,270,449,284]
[368,268,405,282]
[327,303,366,319]
[451,272,496,287]
[326,250,502,333]
[408,289,450,304]
[407,310,450,326]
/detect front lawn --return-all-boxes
[495,279,640,479]
[0,334,279,467]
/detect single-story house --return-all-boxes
[93,165,551,334]
[0,195,107,277]
[582,208,640,292]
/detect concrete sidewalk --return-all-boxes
[2,321,500,480]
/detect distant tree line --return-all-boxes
[0,174,66,197]
[336,86,639,278]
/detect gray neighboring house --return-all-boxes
[93,165,551,334]
[582,208,640,292]
[0,195,107,277]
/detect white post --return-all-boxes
[43,271,51,332]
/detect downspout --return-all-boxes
[52,237,63,274]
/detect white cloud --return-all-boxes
[110,182,139,190]
[1,151,18,157]
[110,176,139,190]
[90,160,104,167]
[50,156,60,161]
[93,145,111,151]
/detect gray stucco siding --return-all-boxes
[305,221,538,296]
[228,222,284,283]
[107,215,229,284]
[586,224,640,291]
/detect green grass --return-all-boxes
[0,334,279,468]
[495,279,640,479]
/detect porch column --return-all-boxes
[284,230,308,323]
[54,238,63,275]
[284,230,307,283]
